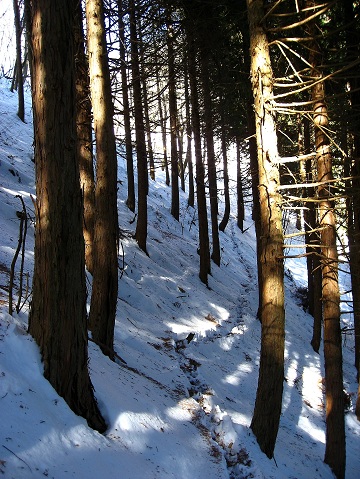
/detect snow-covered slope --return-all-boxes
[0,79,359,478]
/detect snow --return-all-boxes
[0,78,359,478]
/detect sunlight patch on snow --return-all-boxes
[1,186,33,198]
[297,415,325,444]
[116,411,168,433]
[166,398,198,421]
[223,363,253,386]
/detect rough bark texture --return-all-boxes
[28,0,106,433]
[74,1,96,275]
[247,0,285,459]
[308,2,345,473]
[86,0,119,358]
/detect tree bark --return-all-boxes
[129,0,148,254]
[200,48,220,266]
[247,0,285,458]
[219,114,231,233]
[118,0,135,212]
[167,13,179,221]
[184,62,194,208]
[187,24,210,285]
[12,0,25,122]
[28,0,106,433]
[74,1,96,275]
[86,0,119,358]
[308,1,345,474]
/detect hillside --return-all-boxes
[0,79,359,478]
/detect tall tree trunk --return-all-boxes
[184,62,194,208]
[86,0,119,358]
[308,2,345,475]
[118,0,135,212]
[155,52,170,186]
[74,1,96,275]
[219,113,231,232]
[129,0,148,254]
[200,48,220,266]
[302,118,322,353]
[344,0,360,381]
[178,125,185,193]
[167,13,179,221]
[13,0,25,122]
[247,0,285,458]
[139,19,154,184]
[236,136,245,232]
[187,26,210,285]
[28,0,106,433]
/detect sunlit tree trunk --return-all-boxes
[307,1,345,475]
[86,0,119,358]
[28,0,106,432]
[247,0,285,458]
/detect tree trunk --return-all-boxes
[28,0,106,433]
[13,0,25,122]
[139,19,154,184]
[344,0,360,380]
[155,52,170,186]
[86,0,119,359]
[167,13,179,221]
[219,114,231,233]
[187,25,210,285]
[118,0,135,212]
[302,118,322,353]
[129,0,148,254]
[308,1,345,474]
[184,62,194,208]
[200,48,220,266]
[235,137,245,232]
[74,1,96,275]
[247,0,285,458]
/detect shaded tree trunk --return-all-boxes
[130,0,148,254]
[187,24,210,284]
[247,0,285,458]
[200,48,220,266]
[236,136,245,232]
[184,62,194,208]
[219,114,230,232]
[13,0,25,122]
[139,19,154,184]
[28,0,106,433]
[167,13,179,221]
[74,1,96,275]
[86,0,119,358]
[118,0,135,212]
